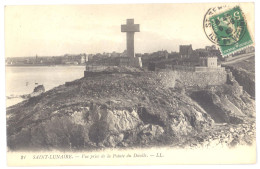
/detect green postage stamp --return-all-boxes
[209,6,253,56]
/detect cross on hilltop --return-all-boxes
[121,19,140,58]
[120,19,142,67]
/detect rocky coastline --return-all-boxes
[6,67,255,151]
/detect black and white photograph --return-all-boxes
[2,1,257,166]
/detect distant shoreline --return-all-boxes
[5,64,86,67]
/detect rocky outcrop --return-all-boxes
[6,67,255,151]
[184,122,255,148]
[6,85,45,101]
[30,85,45,97]
[224,65,255,97]
[190,83,255,125]
[137,124,164,145]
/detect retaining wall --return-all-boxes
[155,70,227,88]
[176,71,227,87]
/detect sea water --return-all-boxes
[5,66,85,107]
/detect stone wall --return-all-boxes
[176,71,227,87]
[173,65,195,71]
[84,71,112,78]
[194,67,225,72]
[85,65,108,72]
[150,70,226,88]
[156,71,177,88]
[172,65,225,72]
[119,57,142,67]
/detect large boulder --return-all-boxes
[30,85,45,97]
[137,124,164,144]
[88,106,142,145]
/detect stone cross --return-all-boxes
[121,19,140,58]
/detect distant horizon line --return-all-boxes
[6,44,217,58]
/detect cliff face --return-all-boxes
[223,56,255,98]
[190,85,255,124]
[6,67,255,151]
[224,65,255,98]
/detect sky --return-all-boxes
[5,3,254,57]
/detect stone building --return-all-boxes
[199,57,218,68]
[205,45,216,51]
[195,56,224,72]
[194,45,221,60]
[81,54,88,64]
[171,56,224,72]
[179,45,193,58]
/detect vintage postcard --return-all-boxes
[5,2,255,166]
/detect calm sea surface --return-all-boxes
[6,66,85,107]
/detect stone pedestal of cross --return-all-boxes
[121,19,140,58]
[120,19,142,67]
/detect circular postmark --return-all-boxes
[203,6,247,46]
